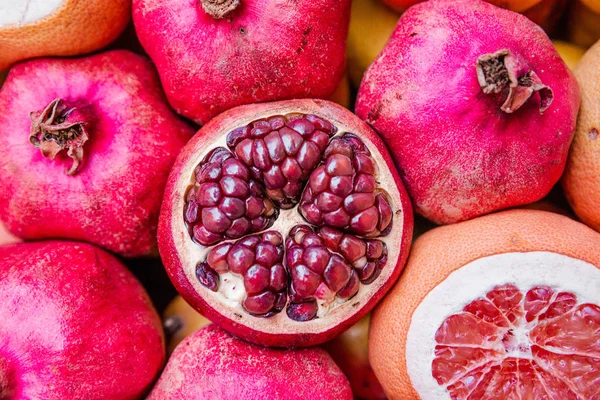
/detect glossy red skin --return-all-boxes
[0,241,165,399]
[356,0,580,225]
[158,99,413,347]
[132,0,350,125]
[0,50,194,257]
[148,325,353,400]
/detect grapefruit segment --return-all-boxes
[433,285,600,399]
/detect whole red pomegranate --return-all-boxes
[132,0,350,125]
[148,325,353,399]
[159,99,413,347]
[356,0,579,225]
[0,241,165,399]
[0,50,194,257]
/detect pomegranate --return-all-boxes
[132,0,350,125]
[323,315,387,400]
[159,99,413,347]
[148,325,353,399]
[0,241,165,399]
[356,0,580,225]
[0,50,194,257]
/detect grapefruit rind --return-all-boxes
[405,251,600,399]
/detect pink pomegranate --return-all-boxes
[158,99,413,347]
[132,0,350,125]
[148,325,352,399]
[0,241,165,399]
[0,50,194,257]
[356,0,580,225]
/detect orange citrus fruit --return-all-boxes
[563,40,600,232]
[370,209,600,399]
[0,0,130,70]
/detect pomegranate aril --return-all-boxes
[219,197,245,219]
[310,166,330,192]
[281,158,302,181]
[287,118,315,136]
[244,265,271,294]
[196,263,219,292]
[244,291,276,315]
[255,242,280,265]
[339,236,366,262]
[337,271,360,299]
[376,194,393,232]
[303,246,330,274]
[270,264,287,291]
[297,141,321,170]
[287,300,318,322]
[316,192,343,212]
[252,120,271,136]
[207,243,232,273]
[354,174,376,193]
[222,158,249,180]
[323,208,351,228]
[358,262,377,283]
[185,201,199,224]
[201,207,231,233]
[323,255,352,292]
[193,225,221,245]
[220,176,249,197]
[326,154,354,176]
[344,193,375,214]
[226,218,250,237]
[280,127,303,155]
[264,166,286,189]
[329,176,354,197]
[269,116,286,130]
[292,265,321,298]
[196,183,221,206]
[350,207,379,235]
[227,244,255,274]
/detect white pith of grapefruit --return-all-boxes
[406,251,600,399]
[0,0,65,26]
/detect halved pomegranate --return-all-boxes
[159,100,413,347]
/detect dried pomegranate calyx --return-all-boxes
[476,49,554,114]
[29,98,89,175]
[200,0,240,19]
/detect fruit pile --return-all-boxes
[0,0,599,399]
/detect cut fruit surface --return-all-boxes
[369,210,600,399]
[159,100,413,347]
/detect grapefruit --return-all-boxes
[370,209,600,399]
[0,0,130,70]
[563,41,600,232]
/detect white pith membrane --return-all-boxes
[0,0,66,27]
[406,251,600,399]
[169,107,405,336]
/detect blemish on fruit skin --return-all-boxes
[588,128,598,140]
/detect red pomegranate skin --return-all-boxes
[148,325,353,400]
[0,50,194,257]
[0,241,165,399]
[356,0,580,225]
[158,99,413,347]
[132,0,350,125]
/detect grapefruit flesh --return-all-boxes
[434,284,600,399]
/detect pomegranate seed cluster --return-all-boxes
[227,114,337,208]
[184,114,394,321]
[184,148,278,245]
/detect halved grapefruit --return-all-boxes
[370,209,600,399]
